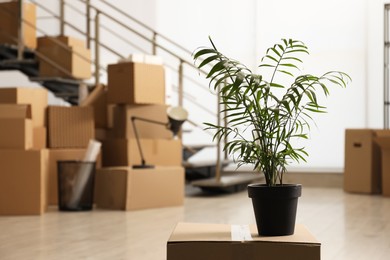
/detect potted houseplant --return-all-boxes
[193,38,350,236]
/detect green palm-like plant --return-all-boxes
[193,38,351,186]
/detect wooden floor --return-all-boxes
[1,185,390,260]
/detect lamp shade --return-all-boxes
[167,106,188,136]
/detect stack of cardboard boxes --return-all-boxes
[87,59,185,211]
[0,88,48,215]
[37,36,91,79]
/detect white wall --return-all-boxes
[154,0,373,170]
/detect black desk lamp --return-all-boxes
[131,106,188,169]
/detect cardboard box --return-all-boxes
[0,87,48,127]
[33,127,46,149]
[167,223,320,260]
[95,166,184,210]
[107,62,165,105]
[102,138,182,167]
[80,84,113,128]
[0,104,32,149]
[374,136,390,196]
[38,35,86,48]
[111,104,172,139]
[0,149,49,215]
[47,106,95,148]
[0,2,37,49]
[47,148,102,205]
[344,129,390,194]
[38,45,91,79]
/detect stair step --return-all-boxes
[0,58,37,65]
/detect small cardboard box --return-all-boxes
[80,84,114,128]
[102,138,182,167]
[47,148,102,205]
[0,104,32,149]
[47,106,95,148]
[95,166,184,210]
[344,129,390,194]
[0,2,37,49]
[0,87,48,127]
[38,38,91,79]
[167,223,321,260]
[111,104,172,139]
[107,62,165,105]
[0,149,49,215]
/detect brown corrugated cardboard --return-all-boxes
[95,166,184,210]
[0,118,32,149]
[80,84,112,128]
[0,104,31,118]
[47,106,95,148]
[167,223,320,260]
[0,104,33,149]
[0,149,48,215]
[0,87,48,127]
[344,129,390,194]
[374,137,390,196]
[47,148,102,205]
[107,62,165,105]
[111,104,172,139]
[102,138,182,167]
[0,2,37,49]
[95,128,111,142]
[38,35,86,48]
[33,127,46,149]
[38,44,91,79]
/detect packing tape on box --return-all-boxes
[231,225,253,241]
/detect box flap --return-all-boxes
[0,104,32,118]
[80,84,106,106]
[168,222,320,245]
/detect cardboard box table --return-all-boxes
[167,222,320,260]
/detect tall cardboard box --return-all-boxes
[95,166,184,210]
[47,106,95,148]
[111,104,172,139]
[107,62,165,105]
[167,223,320,260]
[0,149,49,215]
[0,87,48,127]
[102,138,182,167]
[0,104,33,149]
[374,136,390,196]
[47,148,102,205]
[0,2,37,49]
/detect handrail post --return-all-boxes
[86,0,91,49]
[178,60,184,139]
[215,85,222,182]
[152,32,157,55]
[17,0,24,60]
[60,0,65,35]
[94,10,100,86]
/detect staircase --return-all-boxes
[0,0,244,184]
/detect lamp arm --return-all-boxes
[130,116,168,167]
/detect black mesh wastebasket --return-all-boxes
[57,160,96,211]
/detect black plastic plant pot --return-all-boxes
[248,183,302,236]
